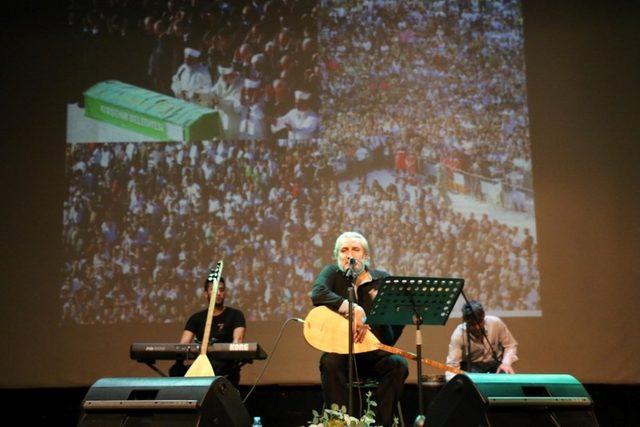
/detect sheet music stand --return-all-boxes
[366,276,464,421]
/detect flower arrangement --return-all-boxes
[307,392,398,427]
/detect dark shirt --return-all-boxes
[185,306,246,344]
[311,264,404,346]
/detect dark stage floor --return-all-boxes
[1,383,638,426]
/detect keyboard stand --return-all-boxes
[144,362,168,377]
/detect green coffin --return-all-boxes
[84,80,220,141]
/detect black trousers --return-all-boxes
[320,350,408,427]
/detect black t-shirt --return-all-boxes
[184,306,246,344]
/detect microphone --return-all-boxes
[345,257,358,280]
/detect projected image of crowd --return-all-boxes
[69,0,320,140]
[320,0,532,206]
[61,140,538,324]
[61,0,540,324]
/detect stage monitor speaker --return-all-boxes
[78,376,250,426]
[426,373,599,427]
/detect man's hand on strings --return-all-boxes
[353,305,370,343]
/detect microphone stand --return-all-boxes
[412,305,426,426]
[345,260,357,417]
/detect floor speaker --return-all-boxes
[426,373,599,427]
[78,376,250,426]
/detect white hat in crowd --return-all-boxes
[244,79,260,89]
[217,65,234,75]
[251,53,265,66]
[184,47,201,58]
[294,90,311,100]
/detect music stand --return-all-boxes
[366,276,464,421]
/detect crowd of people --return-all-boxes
[69,0,321,139]
[60,0,540,324]
[60,136,538,324]
[60,139,323,323]
[320,0,532,191]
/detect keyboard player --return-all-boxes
[169,275,246,386]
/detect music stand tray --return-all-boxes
[367,276,464,326]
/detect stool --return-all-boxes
[353,379,405,427]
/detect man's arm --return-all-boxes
[270,111,291,133]
[310,265,345,309]
[171,66,183,97]
[496,319,518,374]
[232,326,246,343]
[445,326,464,381]
[179,311,200,344]
[179,330,195,344]
[231,309,247,343]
